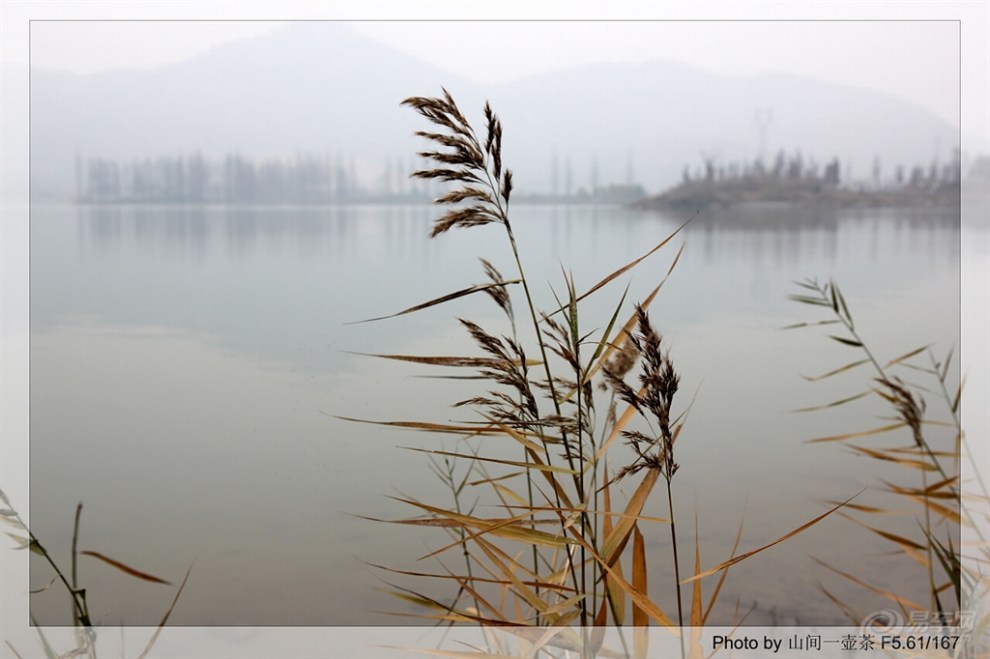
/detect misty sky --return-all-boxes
[29,20,963,132]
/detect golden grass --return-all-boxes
[343,90,852,658]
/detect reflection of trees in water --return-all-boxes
[78,203,960,272]
[650,205,960,269]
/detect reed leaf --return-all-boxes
[335,416,500,437]
[787,294,833,307]
[472,536,553,618]
[811,557,923,611]
[418,510,549,561]
[793,389,873,412]
[632,524,649,628]
[601,474,626,626]
[583,284,630,381]
[136,561,194,659]
[349,280,521,324]
[845,444,939,471]
[800,358,871,382]
[403,447,578,475]
[392,497,576,550]
[812,581,862,625]
[690,519,703,628]
[79,550,171,585]
[563,226,689,314]
[492,422,575,510]
[347,352,539,369]
[28,576,59,595]
[702,512,747,625]
[804,421,906,443]
[570,529,678,629]
[688,519,704,659]
[682,495,856,583]
[602,469,661,567]
[633,525,650,659]
[884,344,933,368]
[365,562,574,594]
[828,335,864,348]
[780,319,842,330]
[588,387,645,471]
[923,529,961,603]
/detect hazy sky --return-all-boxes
[29,20,962,130]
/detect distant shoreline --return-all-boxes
[633,180,960,213]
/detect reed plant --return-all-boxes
[344,89,848,658]
[788,278,988,657]
[0,488,190,658]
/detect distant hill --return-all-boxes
[30,22,959,201]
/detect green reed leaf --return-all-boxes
[828,335,863,347]
[787,294,832,307]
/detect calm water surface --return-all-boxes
[30,202,962,625]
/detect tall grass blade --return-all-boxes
[885,344,933,368]
[828,335,864,348]
[690,519,703,628]
[813,581,862,625]
[349,280,520,324]
[632,524,648,628]
[589,388,645,470]
[702,511,746,625]
[800,359,871,382]
[568,223,690,310]
[804,422,906,443]
[472,536,554,618]
[404,447,578,475]
[811,558,922,612]
[683,495,856,583]
[136,561,194,659]
[392,497,576,550]
[602,470,661,567]
[632,525,649,659]
[583,284,630,382]
[845,444,939,471]
[365,562,574,594]
[347,353,539,369]
[335,416,501,436]
[27,616,58,659]
[28,576,59,594]
[79,551,171,586]
[601,473,626,625]
[780,319,842,330]
[793,390,872,412]
[572,531,677,628]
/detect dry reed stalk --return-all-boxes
[343,91,851,658]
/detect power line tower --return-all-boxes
[753,107,773,165]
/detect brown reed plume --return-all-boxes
[787,277,989,647]
[342,90,851,658]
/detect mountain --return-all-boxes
[30,22,959,200]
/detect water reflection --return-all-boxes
[71,202,960,269]
[30,202,965,625]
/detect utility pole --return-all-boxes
[753,108,773,165]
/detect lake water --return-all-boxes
[30,202,963,626]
